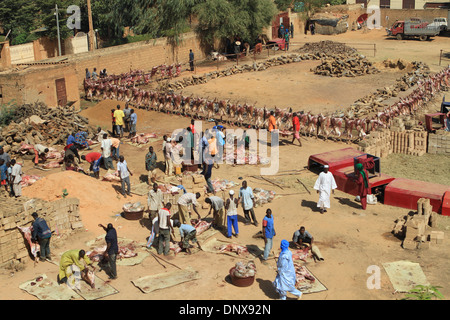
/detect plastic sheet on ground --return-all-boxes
[19,274,78,300]
[132,266,201,294]
[294,265,328,294]
[382,260,430,293]
[86,236,149,266]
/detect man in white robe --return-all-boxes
[313,165,337,213]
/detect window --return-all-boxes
[380,0,390,8]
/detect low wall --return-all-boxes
[0,196,83,268]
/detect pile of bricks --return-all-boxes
[392,198,443,250]
[0,195,83,267]
[357,128,392,158]
[357,128,427,157]
[390,130,427,156]
[428,130,450,154]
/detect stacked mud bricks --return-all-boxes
[0,195,83,267]
[357,128,392,158]
[428,130,450,155]
[392,198,443,250]
[358,127,427,157]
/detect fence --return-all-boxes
[439,49,450,66]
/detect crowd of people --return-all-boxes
[2,106,373,300]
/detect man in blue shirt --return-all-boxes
[129,109,137,138]
[262,209,275,262]
[66,132,76,146]
[98,223,119,279]
[31,212,52,262]
[174,220,201,254]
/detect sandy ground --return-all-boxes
[1,28,449,301]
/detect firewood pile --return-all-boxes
[297,40,359,56]
[346,61,430,117]
[312,55,380,77]
[0,102,97,154]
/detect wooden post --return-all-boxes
[87,0,95,51]
[439,49,442,66]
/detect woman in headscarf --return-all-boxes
[273,239,303,300]
[355,163,369,210]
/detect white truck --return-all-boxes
[428,17,447,33]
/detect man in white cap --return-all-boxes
[313,165,337,214]
[225,189,239,238]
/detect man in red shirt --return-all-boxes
[81,152,102,179]
[291,112,302,146]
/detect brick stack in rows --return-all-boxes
[358,128,427,157]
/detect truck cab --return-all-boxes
[387,21,405,40]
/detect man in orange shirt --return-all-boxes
[268,111,277,132]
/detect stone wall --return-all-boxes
[0,196,83,267]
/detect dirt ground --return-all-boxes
[1,28,449,301]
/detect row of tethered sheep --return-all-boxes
[83,66,449,141]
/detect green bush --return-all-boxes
[402,285,444,300]
[0,102,18,127]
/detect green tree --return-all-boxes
[274,0,293,11]
[159,0,277,48]
[0,0,40,44]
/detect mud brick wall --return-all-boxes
[358,128,427,157]
[428,130,450,154]
[0,64,80,108]
[0,196,83,267]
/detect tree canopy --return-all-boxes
[0,0,278,47]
